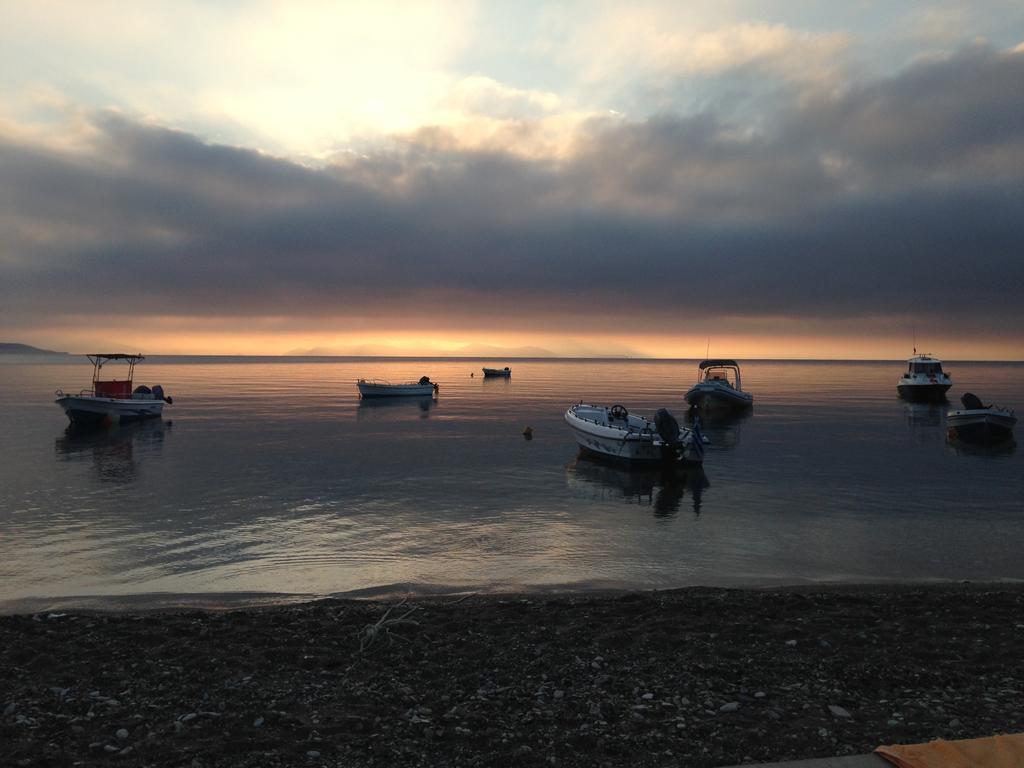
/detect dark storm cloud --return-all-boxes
[2,45,1022,337]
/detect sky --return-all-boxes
[1,1,1023,359]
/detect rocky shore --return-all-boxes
[3,585,1023,767]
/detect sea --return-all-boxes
[1,356,1022,612]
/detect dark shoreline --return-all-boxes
[3,584,1023,767]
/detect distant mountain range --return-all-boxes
[0,342,67,355]
[286,343,558,357]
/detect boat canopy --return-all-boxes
[698,359,739,370]
[87,353,145,364]
[86,353,145,384]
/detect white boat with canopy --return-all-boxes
[684,359,753,411]
[356,377,439,398]
[565,403,706,465]
[897,353,952,402]
[55,354,172,426]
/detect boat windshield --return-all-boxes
[910,362,943,375]
[703,367,737,386]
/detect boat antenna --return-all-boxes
[912,326,916,356]
[705,337,710,359]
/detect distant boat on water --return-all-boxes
[55,354,172,426]
[482,367,511,377]
[684,359,753,412]
[356,376,439,398]
[897,353,952,402]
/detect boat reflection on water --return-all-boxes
[946,436,1016,458]
[685,407,749,450]
[565,455,709,518]
[904,402,944,427]
[356,395,436,420]
[55,419,170,484]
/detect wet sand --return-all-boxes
[2,585,1023,767]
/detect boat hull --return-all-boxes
[897,382,951,402]
[684,382,753,410]
[947,409,1016,444]
[56,395,164,425]
[482,368,511,377]
[357,382,436,397]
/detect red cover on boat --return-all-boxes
[94,380,132,398]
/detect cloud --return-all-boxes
[1,45,1023,350]
[563,10,851,92]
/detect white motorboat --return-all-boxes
[356,376,439,398]
[55,354,172,426]
[947,393,1016,444]
[897,353,952,402]
[565,403,706,465]
[482,366,511,377]
[684,359,753,411]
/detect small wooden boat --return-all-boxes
[947,393,1016,444]
[482,366,511,377]
[898,353,952,402]
[356,376,439,398]
[684,359,753,411]
[565,403,706,465]
[55,354,172,426]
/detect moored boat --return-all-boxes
[897,354,951,402]
[947,393,1016,444]
[482,366,511,377]
[565,403,706,465]
[356,377,439,398]
[684,359,753,411]
[55,354,172,426]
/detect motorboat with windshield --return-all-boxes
[897,354,952,402]
[684,359,753,411]
[565,403,706,465]
[356,376,439,398]
[947,393,1016,444]
[55,354,172,426]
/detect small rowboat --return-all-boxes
[482,367,511,377]
[356,377,439,398]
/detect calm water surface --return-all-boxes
[1,357,1021,610]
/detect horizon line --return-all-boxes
[18,353,1024,364]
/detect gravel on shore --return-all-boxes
[2,585,1023,767]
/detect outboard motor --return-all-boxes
[151,384,173,404]
[654,408,681,446]
[419,376,431,385]
[961,392,985,410]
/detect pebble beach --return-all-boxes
[3,584,1023,767]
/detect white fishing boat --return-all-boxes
[55,354,172,426]
[356,376,439,398]
[684,359,753,411]
[482,366,511,377]
[565,403,706,465]
[897,353,952,402]
[947,393,1016,444]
